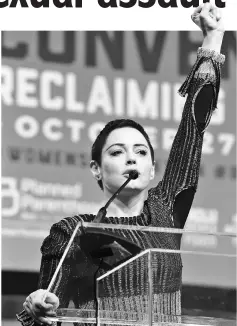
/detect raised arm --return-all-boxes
[156,4,225,220]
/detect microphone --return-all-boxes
[128,170,139,180]
[93,170,139,223]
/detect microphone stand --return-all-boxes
[79,170,141,269]
[44,170,141,296]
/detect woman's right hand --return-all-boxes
[23,289,59,325]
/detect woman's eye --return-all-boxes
[111,150,122,156]
[137,150,147,156]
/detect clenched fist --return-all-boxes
[191,3,225,53]
[23,289,59,325]
[191,3,224,36]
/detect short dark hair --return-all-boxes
[91,119,155,190]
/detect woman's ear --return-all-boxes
[150,164,155,180]
[90,160,102,181]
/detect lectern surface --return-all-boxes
[50,309,236,325]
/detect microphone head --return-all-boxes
[129,170,139,180]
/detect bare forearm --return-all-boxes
[202,30,224,53]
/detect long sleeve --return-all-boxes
[153,47,225,223]
[16,216,83,326]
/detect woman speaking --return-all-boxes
[17,3,225,326]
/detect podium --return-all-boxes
[49,223,236,325]
[51,309,235,325]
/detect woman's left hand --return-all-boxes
[191,3,225,36]
[191,3,225,52]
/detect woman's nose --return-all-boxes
[126,153,136,165]
[127,159,136,165]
